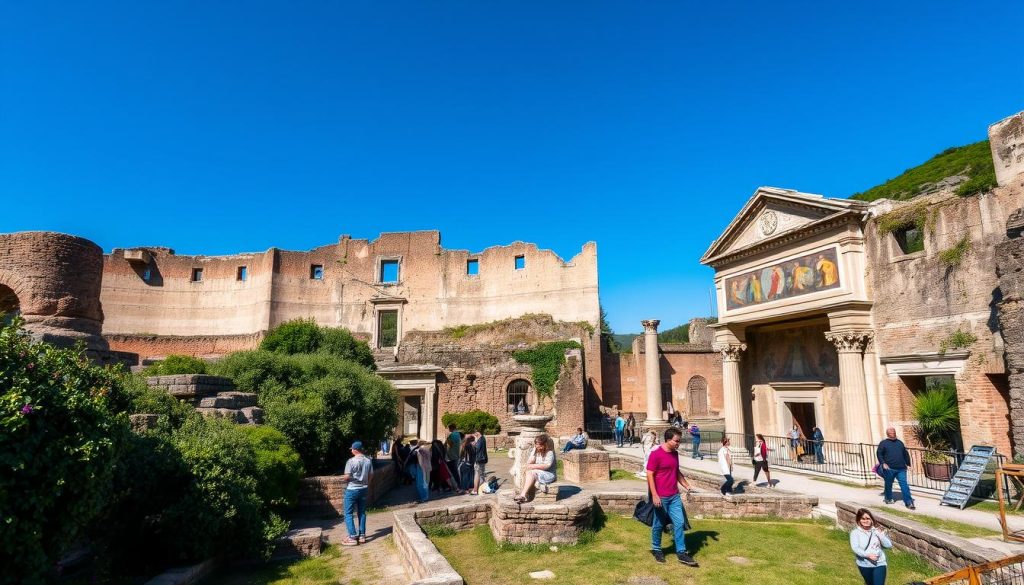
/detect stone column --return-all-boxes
[424,386,437,441]
[862,336,886,443]
[641,319,664,423]
[826,330,875,482]
[715,342,749,456]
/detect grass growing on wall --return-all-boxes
[852,140,997,202]
[939,236,971,267]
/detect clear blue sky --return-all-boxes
[2,2,1021,333]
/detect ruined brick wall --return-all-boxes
[867,185,1024,455]
[99,232,599,359]
[997,208,1024,456]
[399,315,591,438]
[609,345,722,418]
[106,332,265,360]
[0,231,107,349]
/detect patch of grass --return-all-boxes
[880,507,1000,538]
[966,499,1024,516]
[610,469,642,481]
[939,236,971,267]
[204,545,348,585]
[421,522,457,537]
[852,140,996,202]
[430,515,938,585]
[939,329,978,353]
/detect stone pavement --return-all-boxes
[605,443,1024,554]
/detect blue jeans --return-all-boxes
[651,493,688,553]
[814,443,824,463]
[858,565,887,585]
[883,468,913,506]
[410,464,429,502]
[615,429,624,446]
[343,487,368,538]
[562,442,579,453]
[691,438,702,458]
[721,474,734,494]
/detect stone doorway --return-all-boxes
[402,395,421,437]
[687,375,709,415]
[786,402,816,438]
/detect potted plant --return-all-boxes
[913,382,961,481]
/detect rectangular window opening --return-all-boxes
[894,225,925,255]
[191,268,203,282]
[237,266,247,281]
[514,255,525,270]
[310,264,324,280]
[466,259,479,275]
[380,259,400,283]
[378,310,399,348]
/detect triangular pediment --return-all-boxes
[701,187,868,266]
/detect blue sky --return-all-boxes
[1,2,1021,333]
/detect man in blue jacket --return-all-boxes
[876,427,915,510]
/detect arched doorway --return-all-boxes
[0,284,19,326]
[687,375,709,416]
[507,379,531,414]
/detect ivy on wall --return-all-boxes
[939,236,971,267]
[512,340,582,399]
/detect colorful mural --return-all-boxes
[725,247,840,310]
[748,323,839,386]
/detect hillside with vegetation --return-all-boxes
[850,140,997,202]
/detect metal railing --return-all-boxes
[696,432,1004,501]
[921,552,1024,584]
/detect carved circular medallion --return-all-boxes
[759,211,779,236]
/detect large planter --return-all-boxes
[923,460,954,482]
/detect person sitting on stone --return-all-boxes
[514,433,556,504]
[562,427,588,453]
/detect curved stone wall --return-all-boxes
[0,231,107,349]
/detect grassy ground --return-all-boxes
[880,507,1001,538]
[203,545,377,585]
[610,468,643,481]
[966,499,1024,516]
[431,515,938,585]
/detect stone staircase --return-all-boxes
[146,374,263,424]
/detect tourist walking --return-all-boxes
[718,437,734,496]
[562,427,588,453]
[788,424,802,461]
[850,508,892,585]
[689,423,703,459]
[412,440,431,503]
[752,433,772,487]
[615,412,626,447]
[472,429,489,495]
[812,426,826,464]
[514,433,557,503]
[340,441,373,546]
[626,413,637,446]
[877,427,915,509]
[646,427,698,567]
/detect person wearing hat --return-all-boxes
[341,440,374,545]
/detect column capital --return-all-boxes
[641,319,661,334]
[825,330,873,353]
[713,342,747,362]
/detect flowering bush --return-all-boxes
[0,319,130,583]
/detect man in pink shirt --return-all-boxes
[646,427,698,567]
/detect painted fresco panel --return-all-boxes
[748,324,839,386]
[725,247,840,310]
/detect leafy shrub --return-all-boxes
[913,381,960,453]
[214,351,398,473]
[238,425,305,509]
[259,319,375,370]
[142,354,209,376]
[0,319,130,583]
[441,409,501,434]
[119,370,198,430]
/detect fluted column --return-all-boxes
[825,331,873,445]
[641,319,664,422]
[862,335,885,443]
[714,343,748,439]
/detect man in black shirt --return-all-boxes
[876,426,915,509]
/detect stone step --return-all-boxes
[240,406,264,425]
[532,482,562,502]
[196,392,258,409]
[272,527,323,560]
[195,408,247,424]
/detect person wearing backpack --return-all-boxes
[689,424,703,459]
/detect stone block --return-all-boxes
[990,111,1024,187]
[130,413,159,433]
[272,527,323,560]
[563,448,610,483]
[240,406,264,424]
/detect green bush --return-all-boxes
[119,370,198,430]
[441,410,501,434]
[0,319,130,584]
[142,354,209,376]
[913,381,960,452]
[238,425,305,509]
[260,319,375,370]
[512,341,582,399]
[214,351,398,473]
